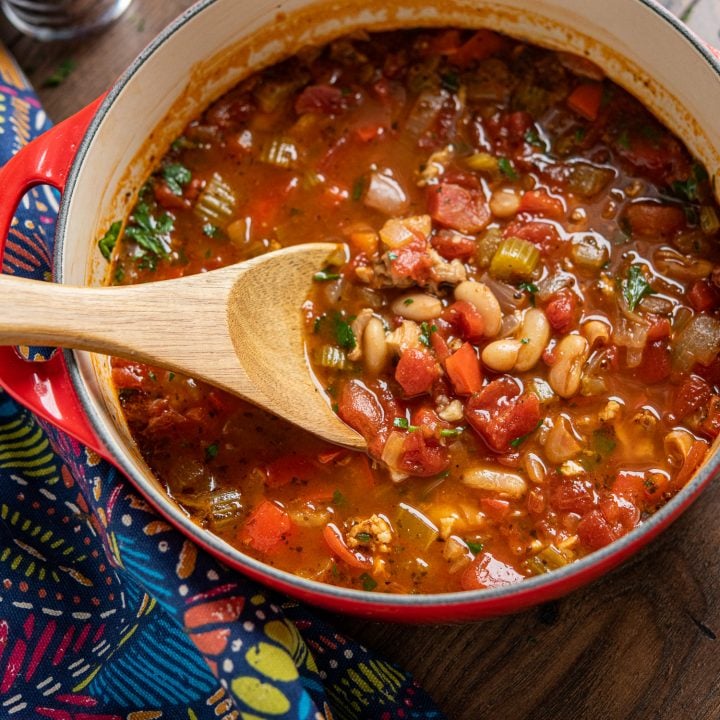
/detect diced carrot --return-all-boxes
[430,330,451,362]
[395,349,440,396]
[445,342,483,395]
[264,454,316,488]
[567,82,604,121]
[241,501,292,554]
[518,189,565,219]
[322,523,372,569]
[451,29,505,68]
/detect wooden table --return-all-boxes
[2,2,720,718]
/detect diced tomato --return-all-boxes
[322,523,372,569]
[388,237,434,285]
[700,396,720,439]
[616,132,691,185]
[567,82,604,121]
[480,497,510,521]
[154,181,189,210]
[241,501,293,554]
[612,472,646,506]
[450,29,505,68]
[518,188,565,219]
[625,202,686,237]
[544,289,579,334]
[465,377,541,453]
[264,454,316,488]
[688,279,720,313]
[643,472,671,505]
[526,487,546,516]
[599,493,640,532]
[337,379,398,456]
[673,375,712,419]
[411,406,450,438]
[445,342,483,395]
[395,349,439,396]
[486,111,533,148]
[576,509,616,550]
[460,550,524,590]
[504,220,561,254]
[443,301,485,342]
[427,182,490,234]
[112,361,151,391]
[397,431,449,477]
[552,478,595,515]
[424,29,462,56]
[636,339,671,384]
[294,84,345,115]
[431,229,476,260]
[204,88,255,129]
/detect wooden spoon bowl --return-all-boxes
[0,242,366,450]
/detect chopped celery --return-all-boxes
[489,236,540,281]
[700,206,720,235]
[395,503,439,551]
[567,162,614,197]
[318,345,347,370]
[570,233,609,270]
[475,227,503,268]
[261,136,299,168]
[465,152,499,174]
[194,173,236,225]
[209,489,243,531]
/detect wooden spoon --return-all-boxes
[0,242,366,450]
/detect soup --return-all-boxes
[100,28,720,594]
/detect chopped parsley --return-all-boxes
[616,129,631,150]
[518,281,538,306]
[332,489,346,506]
[114,266,125,283]
[440,427,464,437]
[314,269,341,282]
[394,417,419,432]
[355,532,372,543]
[205,443,219,461]
[124,202,173,262]
[498,157,518,180]
[98,221,121,261]
[202,223,219,237]
[360,573,378,591]
[671,164,708,203]
[524,127,546,150]
[351,176,366,201]
[333,314,356,350]
[622,265,654,311]
[162,163,192,195]
[466,541,484,555]
[419,321,437,347]
[403,298,415,306]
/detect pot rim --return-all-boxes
[55,0,720,611]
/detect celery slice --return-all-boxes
[489,236,540,281]
[395,503,439,551]
[261,136,299,168]
[195,172,236,225]
[319,345,347,370]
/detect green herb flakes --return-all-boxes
[162,163,192,195]
[333,314,356,350]
[205,443,219,461]
[440,427,464,438]
[498,157,518,180]
[509,419,543,448]
[466,541,484,555]
[98,221,121,261]
[419,322,437,347]
[622,265,654,311]
[314,269,341,282]
[332,489,346,506]
[440,71,460,93]
[202,223,219,237]
[360,573,378,591]
[351,176,366,201]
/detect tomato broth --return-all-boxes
[103,28,720,594]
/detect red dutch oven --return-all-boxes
[1,0,720,622]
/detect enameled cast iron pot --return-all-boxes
[1,0,720,622]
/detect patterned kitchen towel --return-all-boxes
[0,44,444,720]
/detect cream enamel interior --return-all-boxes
[61,0,720,558]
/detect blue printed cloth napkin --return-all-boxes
[0,45,444,720]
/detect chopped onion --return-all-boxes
[406,89,449,137]
[461,467,528,498]
[536,271,574,301]
[364,172,409,216]
[613,318,649,369]
[671,314,720,373]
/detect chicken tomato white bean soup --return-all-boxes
[102,28,720,594]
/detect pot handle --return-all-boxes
[0,96,107,456]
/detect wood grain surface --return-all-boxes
[2,2,720,718]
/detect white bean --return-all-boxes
[455,280,502,337]
[582,319,611,348]
[548,335,590,398]
[461,467,528,498]
[363,317,389,375]
[481,338,523,372]
[489,187,521,218]
[391,293,443,322]
[515,308,551,372]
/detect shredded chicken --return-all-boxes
[417,145,453,186]
[599,400,622,424]
[428,250,467,287]
[346,514,393,553]
[437,398,464,422]
[386,319,421,354]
